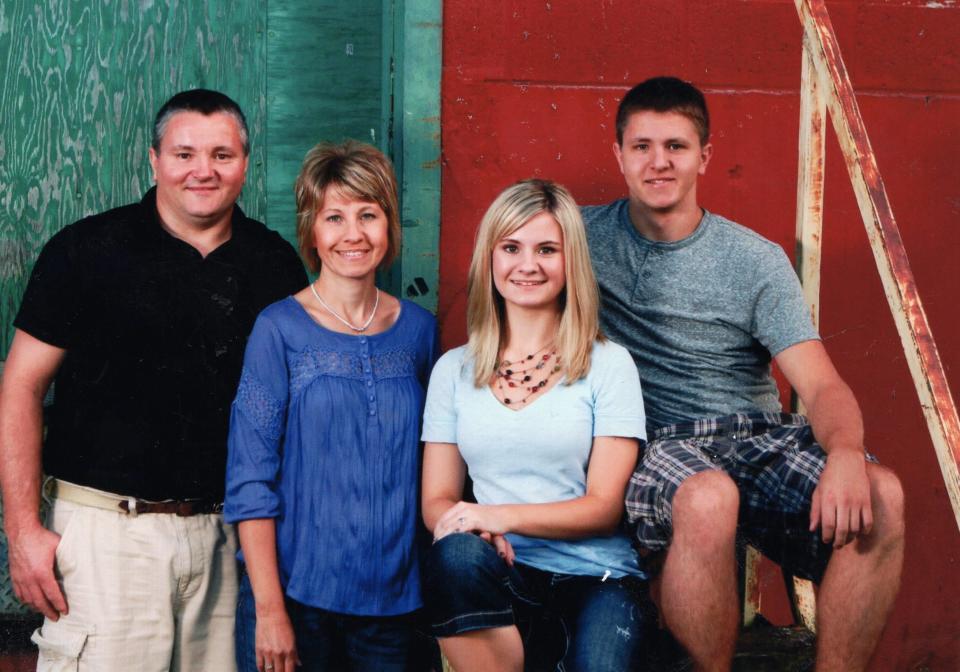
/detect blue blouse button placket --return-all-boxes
[362,342,375,417]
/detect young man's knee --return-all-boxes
[672,471,739,532]
[867,465,906,534]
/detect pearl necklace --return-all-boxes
[310,282,380,333]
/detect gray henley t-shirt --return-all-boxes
[582,200,819,431]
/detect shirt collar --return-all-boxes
[139,186,253,256]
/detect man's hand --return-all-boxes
[809,449,873,548]
[0,330,68,619]
[776,341,872,549]
[7,524,67,620]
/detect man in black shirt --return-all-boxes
[0,90,307,671]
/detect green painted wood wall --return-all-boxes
[0,0,268,360]
[266,0,388,245]
[0,0,440,617]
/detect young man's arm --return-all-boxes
[0,329,67,619]
[775,339,872,549]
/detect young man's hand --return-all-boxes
[809,448,872,548]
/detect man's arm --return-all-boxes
[775,339,872,549]
[0,329,67,619]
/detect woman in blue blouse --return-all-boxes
[225,141,437,672]
[421,180,654,671]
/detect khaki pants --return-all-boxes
[32,496,238,672]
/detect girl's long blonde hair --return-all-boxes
[466,179,602,387]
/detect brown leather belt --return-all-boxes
[46,478,223,517]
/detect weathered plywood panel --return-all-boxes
[265,0,387,247]
[391,0,442,312]
[0,0,267,358]
[0,0,266,616]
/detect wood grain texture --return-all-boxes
[0,0,267,616]
[0,0,267,358]
[392,0,441,312]
[265,0,387,248]
[0,0,445,621]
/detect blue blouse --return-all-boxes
[224,296,438,616]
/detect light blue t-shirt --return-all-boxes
[421,339,647,578]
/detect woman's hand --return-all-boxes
[255,606,300,672]
[434,502,517,566]
[434,501,512,541]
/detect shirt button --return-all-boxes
[369,409,376,416]
[359,337,367,344]
[368,395,375,402]
[366,380,373,387]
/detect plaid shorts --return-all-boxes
[625,412,877,583]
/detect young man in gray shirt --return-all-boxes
[582,77,904,672]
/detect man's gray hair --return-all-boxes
[152,89,250,155]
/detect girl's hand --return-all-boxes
[256,607,301,672]
[478,532,516,567]
[434,501,512,541]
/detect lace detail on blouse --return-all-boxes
[234,368,285,442]
[371,348,417,379]
[289,346,418,395]
[290,349,361,393]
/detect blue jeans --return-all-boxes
[236,570,416,671]
[424,533,656,672]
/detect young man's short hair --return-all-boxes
[153,89,250,155]
[615,76,710,146]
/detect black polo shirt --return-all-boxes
[14,188,307,500]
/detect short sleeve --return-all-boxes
[752,248,820,356]
[421,348,463,444]
[591,341,647,442]
[223,312,290,523]
[14,226,82,348]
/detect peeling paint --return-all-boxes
[796,0,960,523]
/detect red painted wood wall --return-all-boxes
[439,1,960,669]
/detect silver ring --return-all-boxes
[265,666,274,671]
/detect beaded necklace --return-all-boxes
[495,344,563,407]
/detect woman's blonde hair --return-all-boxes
[466,179,602,387]
[294,140,401,274]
